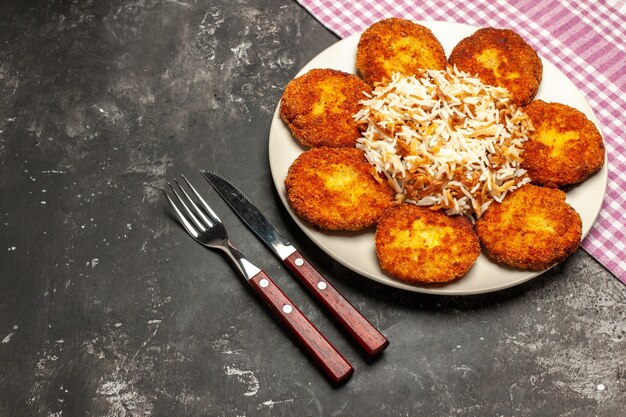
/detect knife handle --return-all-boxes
[284,251,389,357]
[249,270,353,385]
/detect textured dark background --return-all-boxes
[1,1,624,416]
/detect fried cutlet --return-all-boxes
[449,28,542,105]
[279,68,371,148]
[522,100,605,187]
[375,204,480,284]
[285,147,395,230]
[475,184,582,270]
[356,18,447,85]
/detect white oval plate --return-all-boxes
[268,21,608,295]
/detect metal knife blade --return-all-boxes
[201,170,389,358]
[200,170,296,260]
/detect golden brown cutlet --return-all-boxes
[356,18,447,85]
[449,27,542,105]
[279,68,371,148]
[522,100,605,187]
[375,204,480,283]
[475,184,582,270]
[285,147,395,231]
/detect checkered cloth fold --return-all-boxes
[296,0,626,284]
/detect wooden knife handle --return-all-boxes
[249,270,353,385]
[284,251,389,357]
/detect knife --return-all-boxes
[201,170,389,357]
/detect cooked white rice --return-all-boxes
[354,66,533,220]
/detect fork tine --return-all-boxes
[162,187,200,238]
[174,178,214,230]
[168,182,206,234]
[182,174,222,225]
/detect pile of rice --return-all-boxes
[354,66,534,220]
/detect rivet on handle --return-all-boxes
[294,258,304,266]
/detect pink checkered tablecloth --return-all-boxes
[296,0,626,284]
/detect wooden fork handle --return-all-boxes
[249,271,353,385]
[284,251,389,357]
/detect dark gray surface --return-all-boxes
[1,1,624,416]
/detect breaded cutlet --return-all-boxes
[375,204,480,283]
[356,18,447,85]
[285,147,395,231]
[522,100,605,187]
[279,68,371,148]
[475,184,582,270]
[449,28,542,105]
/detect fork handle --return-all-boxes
[249,271,353,385]
[284,251,389,357]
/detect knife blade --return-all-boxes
[201,170,389,357]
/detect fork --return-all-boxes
[163,175,353,385]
